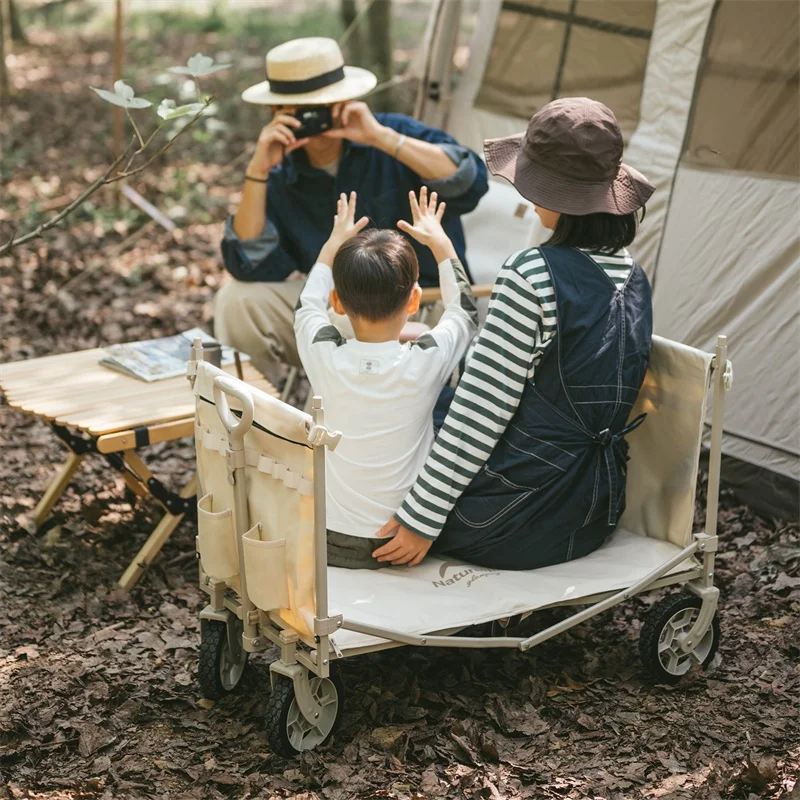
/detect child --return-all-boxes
[375,97,656,571]
[294,188,477,569]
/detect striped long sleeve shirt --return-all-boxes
[395,246,634,541]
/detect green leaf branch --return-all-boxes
[0,55,229,257]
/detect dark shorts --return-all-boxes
[327,530,383,570]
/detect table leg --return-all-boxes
[117,473,198,590]
[30,452,85,532]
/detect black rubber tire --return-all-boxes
[639,593,720,685]
[265,664,345,757]
[198,619,248,700]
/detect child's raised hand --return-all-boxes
[332,191,369,244]
[398,187,456,263]
[319,191,369,266]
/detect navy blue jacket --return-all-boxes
[220,113,488,287]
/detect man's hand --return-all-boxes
[397,187,457,264]
[318,191,369,266]
[373,518,433,567]
[247,113,311,179]
[323,101,383,146]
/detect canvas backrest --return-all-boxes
[193,362,317,636]
[620,335,714,547]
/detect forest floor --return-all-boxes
[1,7,798,800]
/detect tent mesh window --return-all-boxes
[683,0,799,179]
[474,0,656,135]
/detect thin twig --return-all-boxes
[0,139,136,256]
[125,108,145,150]
[1,95,213,256]
[140,121,165,152]
[105,98,212,184]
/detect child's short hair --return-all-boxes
[333,229,419,322]
[545,208,645,255]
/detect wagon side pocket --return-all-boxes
[242,525,290,612]
[197,492,239,581]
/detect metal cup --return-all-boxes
[201,342,222,368]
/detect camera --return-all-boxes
[292,106,334,138]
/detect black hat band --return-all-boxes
[267,65,345,95]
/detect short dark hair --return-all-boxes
[544,208,645,255]
[332,229,419,322]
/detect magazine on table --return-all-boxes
[99,327,246,382]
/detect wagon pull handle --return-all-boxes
[213,375,255,449]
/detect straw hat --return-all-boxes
[484,98,655,216]
[242,37,377,106]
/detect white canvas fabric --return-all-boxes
[194,362,317,637]
[459,178,547,286]
[328,531,695,652]
[619,335,713,547]
[653,167,799,480]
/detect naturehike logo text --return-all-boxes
[433,562,500,589]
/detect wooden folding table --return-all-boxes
[0,349,277,589]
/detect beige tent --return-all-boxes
[411,0,799,516]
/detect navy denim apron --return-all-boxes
[431,246,653,570]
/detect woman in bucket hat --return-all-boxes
[215,37,488,384]
[374,97,656,569]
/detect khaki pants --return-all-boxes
[214,278,304,384]
[214,277,437,385]
[214,278,361,384]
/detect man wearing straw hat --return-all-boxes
[216,37,488,382]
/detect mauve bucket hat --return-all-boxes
[484,97,655,216]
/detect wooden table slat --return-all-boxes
[79,388,276,435]
[3,348,275,437]
[4,361,263,408]
[11,381,200,418]
[1,349,105,379]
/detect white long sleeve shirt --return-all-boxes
[294,258,477,538]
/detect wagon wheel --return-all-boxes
[266,665,344,756]
[639,594,720,685]
[198,617,248,700]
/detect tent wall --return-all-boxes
[682,0,799,180]
[622,0,715,272]
[417,0,799,512]
[654,165,799,482]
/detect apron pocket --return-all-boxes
[454,486,533,529]
[242,524,290,612]
[494,424,578,490]
[197,492,239,581]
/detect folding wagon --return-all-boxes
[187,334,732,756]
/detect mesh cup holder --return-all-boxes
[197,492,239,581]
[242,524,290,612]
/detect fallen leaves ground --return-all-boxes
[1,12,798,800]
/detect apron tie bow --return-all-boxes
[594,413,647,526]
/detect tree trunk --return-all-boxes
[366,0,392,111]
[9,0,25,44]
[339,0,364,72]
[0,0,10,108]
